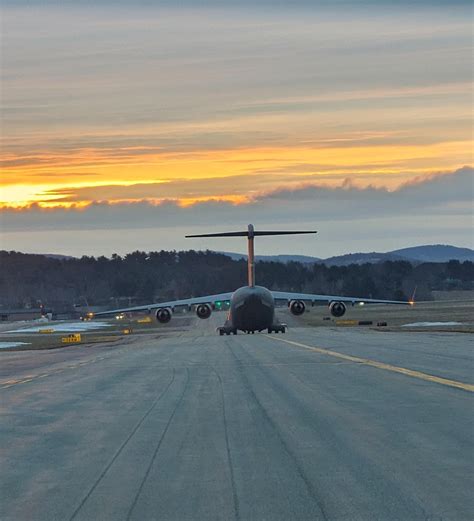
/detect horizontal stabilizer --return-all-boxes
[186,224,317,287]
[253,230,317,236]
[186,226,317,239]
[185,231,249,238]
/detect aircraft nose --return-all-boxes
[245,293,261,306]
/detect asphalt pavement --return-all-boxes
[1,317,473,521]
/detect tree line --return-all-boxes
[1,250,472,312]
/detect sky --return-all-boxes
[1,1,472,257]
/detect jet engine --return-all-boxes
[289,299,306,316]
[329,301,346,318]
[196,303,212,319]
[155,307,172,323]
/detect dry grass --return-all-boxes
[293,298,474,333]
[1,292,472,351]
[0,313,195,351]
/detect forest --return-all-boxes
[1,250,473,312]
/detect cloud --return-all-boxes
[2,167,471,232]
[13,166,470,207]
[2,2,471,151]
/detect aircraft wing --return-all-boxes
[91,292,234,317]
[271,291,413,306]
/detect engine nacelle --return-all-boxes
[196,303,212,320]
[155,307,172,323]
[329,301,346,318]
[289,299,306,316]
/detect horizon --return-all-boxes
[3,242,472,261]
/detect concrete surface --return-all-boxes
[1,315,473,521]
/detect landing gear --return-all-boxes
[217,326,237,336]
[268,324,287,334]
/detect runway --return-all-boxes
[1,319,473,520]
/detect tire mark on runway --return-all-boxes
[257,362,446,521]
[68,369,176,521]
[126,367,190,521]
[225,339,329,521]
[209,365,240,521]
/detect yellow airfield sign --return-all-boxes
[62,333,82,343]
[335,320,358,326]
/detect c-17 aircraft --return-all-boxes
[92,224,413,335]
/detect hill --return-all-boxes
[219,252,320,263]
[220,245,473,266]
[320,252,410,266]
[391,245,474,263]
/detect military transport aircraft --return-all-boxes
[92,224,413,335]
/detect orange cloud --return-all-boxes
[1,138,471,209]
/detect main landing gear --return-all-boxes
[217,324,286,335]
[268,324,286,334]
[217,327,238,336]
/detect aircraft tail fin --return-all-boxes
[186,224,317,287]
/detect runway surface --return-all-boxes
[1,317,473,521]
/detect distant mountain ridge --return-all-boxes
[44,254,75,260]
[219,245,473,266]
[219,252,321,264]
[320,252,409,266]
[391,245,474,263]
[36,245,473,265]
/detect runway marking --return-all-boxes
[0,356,112,389]
[269,337,474,393]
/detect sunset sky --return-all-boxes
[1,0,472,256]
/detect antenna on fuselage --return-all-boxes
[185,224,317,288]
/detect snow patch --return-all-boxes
[402,321,463,327]
[5,321,112,333]
[0,341,30,349]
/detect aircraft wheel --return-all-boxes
[267,328,272,334]
[219,330,224,336]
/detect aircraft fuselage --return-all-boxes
[220,285,284,334]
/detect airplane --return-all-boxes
[91,224,414,335]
